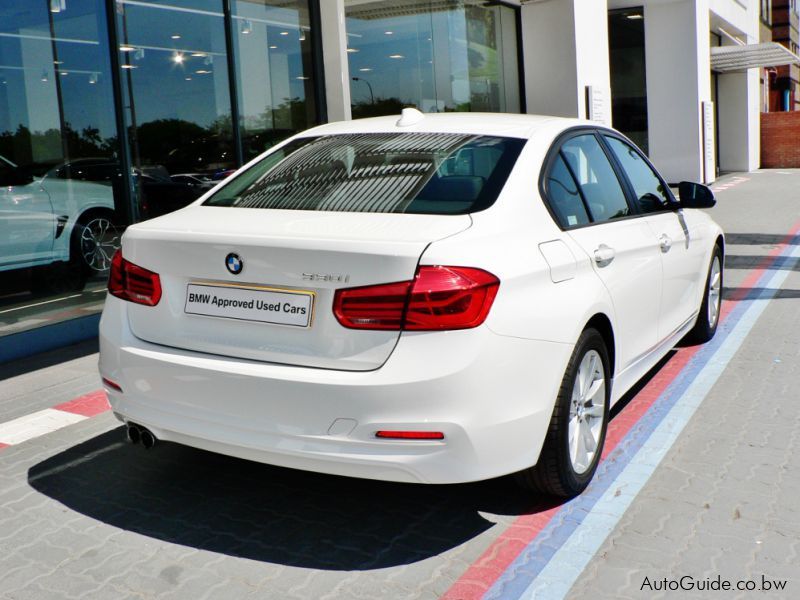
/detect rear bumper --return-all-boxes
[99,296,573,484]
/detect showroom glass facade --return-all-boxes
[231,0,317,161]
[0,0,125,336]
[345,0,520,118]
[0,0,520,345]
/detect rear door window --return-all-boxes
[545,154,590,228]
[560,134,631,222]
[205,133,525,215]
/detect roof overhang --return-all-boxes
[711,42,800,73]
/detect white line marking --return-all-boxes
[0,294,82,315]
[520,241,800,600]
[0,409,86,445]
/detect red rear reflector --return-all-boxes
[102,377,123,393]
[333,266,499,331]
[376,430,444,440]
[108,250,162,306]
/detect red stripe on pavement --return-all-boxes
[0,442,8,450]
[442,505,562,600]
[443,220,800,600]
[53,390,110,418]
[602,346,700,460]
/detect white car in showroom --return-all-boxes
[99,111,723,497]
[0,155,120,290]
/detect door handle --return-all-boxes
[659,234,672,253]
[593,244,615,267]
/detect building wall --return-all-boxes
[713,0,762,173]
[643,0,712,183]
[761,110,800,165]
[770,0,800,110]
[521,0,612,127]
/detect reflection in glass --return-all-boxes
[0,0,123,331]
[115,0,235,219]
[345,0,520,118]
[231,0,316,161]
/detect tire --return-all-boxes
[684,245,723,345]
[515,328,610,498]
[71,211,121,276]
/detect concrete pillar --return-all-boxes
[520,0,611,127]
[717,68,760,172]
[644,0,711,183]
[319,0,351,122]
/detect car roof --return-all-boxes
[299,112,590,141]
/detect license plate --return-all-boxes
[185,283,314,328]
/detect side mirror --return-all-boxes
[678,181,716,209]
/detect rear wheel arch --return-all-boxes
[585,313,615,380]
[516,326,611,497]
[76,205,118,226]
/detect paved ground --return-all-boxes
[0,170,798,599]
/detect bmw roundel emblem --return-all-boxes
[225,253,243,275]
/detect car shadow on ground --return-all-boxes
[26,346,693,570]
[27,430,563,570]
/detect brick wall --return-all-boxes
[761,111,800,168]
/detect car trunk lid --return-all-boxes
[122,206,471,370]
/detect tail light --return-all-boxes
[333,266,499,331]
[108,250,162,306]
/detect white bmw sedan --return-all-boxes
[99,111,723,497]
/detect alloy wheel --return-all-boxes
[568,349,606,474]
[80,217,120,272]
[707,255,722,327]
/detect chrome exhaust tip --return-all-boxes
[126,423,141,444]
[140,428,156,450]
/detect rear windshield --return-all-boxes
[204,132,525,215]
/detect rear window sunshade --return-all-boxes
[204,132,525,215]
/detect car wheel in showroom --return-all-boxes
[32,211,121,294]
[74,211,121,275]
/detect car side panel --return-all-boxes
[644,210,708,339]
[0,181,55,268]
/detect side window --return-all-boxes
[604,136,672,213]
[545,154,590,228]
[561,135,630,222]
